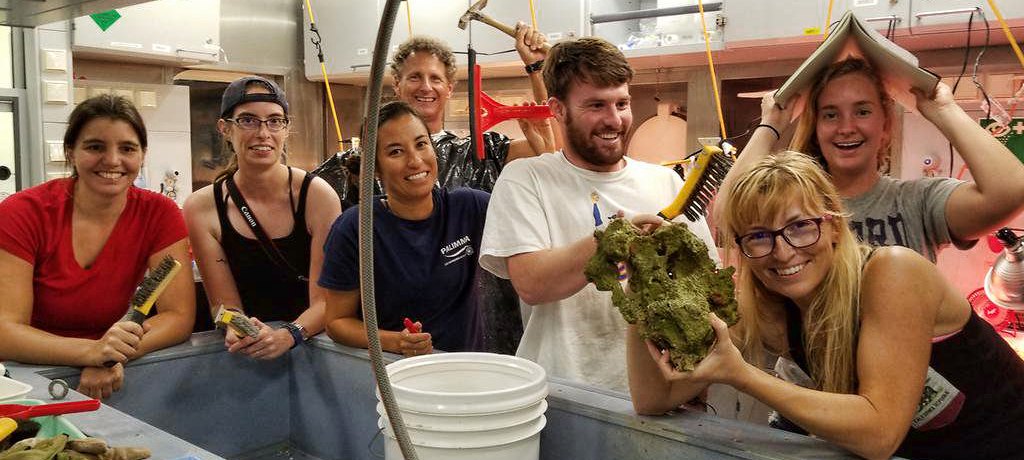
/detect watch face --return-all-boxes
[289,323,308,339]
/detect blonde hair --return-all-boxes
[719,151,868,394]
[789,58,894,174]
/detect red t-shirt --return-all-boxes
[0,179,187,339]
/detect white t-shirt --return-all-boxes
[479,151,720,392]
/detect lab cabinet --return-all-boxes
[589,0,726,57]
[718,0,1024,44]
[302,0,379,77]
[303,0,585,80]
[720,0,906,44]
[72,0,221,65]
[391,0,585,65]
[909,0,1024,30]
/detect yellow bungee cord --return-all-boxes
[987,0,1024,72]
[824,0,835,38]
[304,0,345,152]
[697,0,727,139]
[406,0,413,36]
[529,0,538,29]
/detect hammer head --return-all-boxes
[458,0,488,30]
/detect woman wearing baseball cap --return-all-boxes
[184,76,341,360]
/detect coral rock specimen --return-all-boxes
[585,218,738,371]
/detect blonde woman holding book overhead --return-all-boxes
[740,57,1024,263]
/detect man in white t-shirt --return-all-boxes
[479,37,720,392]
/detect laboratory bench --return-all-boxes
[4,331,860,460]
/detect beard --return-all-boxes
[564,109,629,167]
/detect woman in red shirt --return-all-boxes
[0,94,195,399]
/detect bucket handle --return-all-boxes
[368,426,386,458]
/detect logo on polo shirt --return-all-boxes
[440,235,473,266]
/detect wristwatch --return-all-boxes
[282,322,308,348]
[524,60,544,74]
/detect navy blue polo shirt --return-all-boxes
[319,187,489,352]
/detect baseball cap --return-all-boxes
[220,76,289,118]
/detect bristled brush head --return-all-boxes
[214,306,260,338]
[681,152,734,222]
[130,255,182,316]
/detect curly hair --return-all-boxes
[542,37,633,101]
[390,36,457,83]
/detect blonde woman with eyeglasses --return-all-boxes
[627,151,1024,460]
[184,76,341,360]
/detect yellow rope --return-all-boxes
[823,0,835,37]
[697,0,727,138]
[987,0,1024,72]
[528,0,537,29]
[406,0,413,36]
[305,0,345,152]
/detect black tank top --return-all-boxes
[213,169,313,322]
[783,250,1024,459]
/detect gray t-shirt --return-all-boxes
[843,176,974,263]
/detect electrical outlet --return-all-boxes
[47,141,64,162]
[73,87,88,104]
[114,89,135,103]
[137,91,157,108]
[42,49,67,72]
[44,81,69,104]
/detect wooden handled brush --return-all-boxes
[658,145,734,222]
[103,255,182,367]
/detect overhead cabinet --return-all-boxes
[72,0,221,65]
[303,0,584,80]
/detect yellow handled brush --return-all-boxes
[658,145,734,222]
[214,306,261,338]
[103,255,181,367]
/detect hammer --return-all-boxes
[458,0,551,51]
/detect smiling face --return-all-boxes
[377,112,438,205]
[814,72,890,180]
[69,117,145,198]
[742,202,837,309]
[392,51,454,131]
[219,87,288,171]
[553,78,633,171]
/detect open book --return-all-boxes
[774,10,939,109]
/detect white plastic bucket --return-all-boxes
[375,352,548,460]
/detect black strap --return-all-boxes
[224,172,308,282]
[785,300,809,374]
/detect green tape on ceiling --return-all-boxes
[89,10,122,32]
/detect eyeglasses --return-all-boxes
[224,116,290,132]
[734,216,830,259]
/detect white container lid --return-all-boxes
[380,352,548,415]
[0,374,33,401]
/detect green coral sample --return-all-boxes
[585,218,738,371]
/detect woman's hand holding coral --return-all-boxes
[646,313,744,385]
